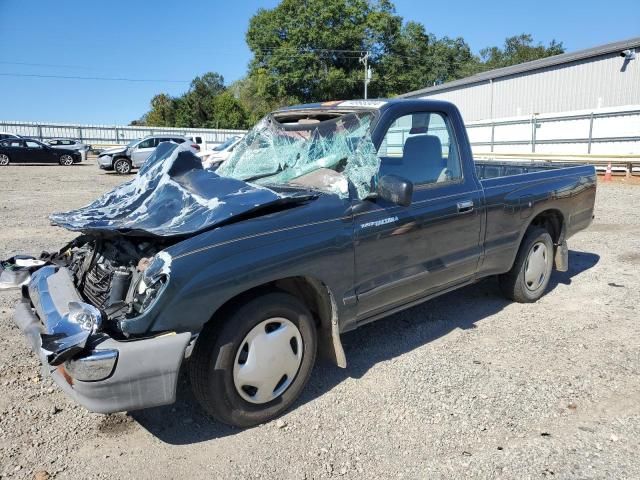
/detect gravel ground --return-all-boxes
[1,164,639,480]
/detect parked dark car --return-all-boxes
[0,138,81,166]
[8,99,596,427]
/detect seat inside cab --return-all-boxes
[378,112,461,185]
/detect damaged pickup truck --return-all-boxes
[7,99,596,427]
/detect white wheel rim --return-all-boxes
[61,155,73,165]
[115,161,129,173]
[524,241,549,291]
[0,154,8,165]
[233,318,304,404]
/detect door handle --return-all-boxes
[457,200,474,213]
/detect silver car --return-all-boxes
[96,135,199,174]
[46,138,91,162]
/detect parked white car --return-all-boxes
[46,138,91,162]
[198,135,243,169]
[96,135,199,174]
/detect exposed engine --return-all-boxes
[58,236,169,324]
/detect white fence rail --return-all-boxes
[466,106,640,156]
[0,121,247,148]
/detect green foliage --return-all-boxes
[246,0,402,103]
[476,34,565,72]
[134,2,565,128]
[209,91,248,129]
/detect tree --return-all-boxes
[175,72,226,127]
[133,2,566,126]
[246,0,403,103]
[209,90,249,129]
[477,34,565,71]
[377,22,474,96]
[144,94,177,127]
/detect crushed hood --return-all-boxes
[50,143,308,238]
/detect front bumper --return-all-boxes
[97,155,113,169]
[13,266,190,414]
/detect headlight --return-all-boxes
[66,301,102,333]
[133,252,172,314]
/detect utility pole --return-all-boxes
[359,52,371,99]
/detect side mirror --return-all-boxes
[376,174,413,207]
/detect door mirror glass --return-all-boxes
[376,174,413,207]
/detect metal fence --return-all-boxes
[465,107,640,155]
[465,107,640,176]
[0,120,247,148]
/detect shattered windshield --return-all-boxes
[217,112,380,199]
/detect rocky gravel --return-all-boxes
[1,164,639,479]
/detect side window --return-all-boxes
[378,112,462,186]
[137,138,156,149]
[48,140,59,145]
[61,140,73,145]
[9,140,24,148]
[25,141,42,149]
[172,137,186,144]
[194,136,202,144]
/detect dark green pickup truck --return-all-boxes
[9,99,596,427]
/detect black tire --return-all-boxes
[113,158,132,174]
[189,292,317,427]
[499,226,554,303]
[0,153,9,166]
[59,154,74,166]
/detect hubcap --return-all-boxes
[116,161,129,173]
[233,318,303,404]
[0,154,9,165]
[61,155,73,165]
[524,241,549,291]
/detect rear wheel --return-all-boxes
[113,158,132,174]
[59,154,74,166]
[0,154,9,166]
[499,226,553,303]
[189,292,317,427]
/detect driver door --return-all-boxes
[354,108,483,320]
[24,140,48,163]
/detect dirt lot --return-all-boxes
[1,163,639,480]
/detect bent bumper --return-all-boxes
[13,267,190,414]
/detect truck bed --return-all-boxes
[474,160,580,180]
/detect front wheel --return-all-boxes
[0,154,9,166]
[189,292,317,427]
[499,226,554,303]
[113,158,132,174]
[59,154,74,166]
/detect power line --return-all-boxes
[0,72,190,83]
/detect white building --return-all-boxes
[400,37,640,162]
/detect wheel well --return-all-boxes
[203,277,346,367]
[528,209,564,244]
